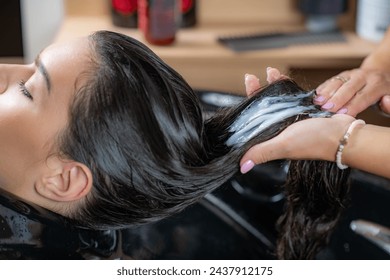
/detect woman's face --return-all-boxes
[0,37,91,197]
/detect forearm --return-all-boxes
[361,28,390,72]
[342,124,390,179]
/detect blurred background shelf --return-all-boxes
[54,0,376,94]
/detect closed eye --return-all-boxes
[18,80,33,100]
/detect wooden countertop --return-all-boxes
[54,16,378,94]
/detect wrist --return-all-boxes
[361,54,390,73]
[335,119,366,169]
[318,116,356,163]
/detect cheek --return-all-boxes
[0,93,31,129]
[0,113,37,155]
[0,95,42,157]
[0,111,42,188]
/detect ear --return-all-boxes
[36,161,93,202]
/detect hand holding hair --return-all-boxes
[316,27,390,116]
[315,68,390,116]
[240,114,355,174]
[240,70,390,180]
[242,69,355,173]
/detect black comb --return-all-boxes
[218,30,346,52]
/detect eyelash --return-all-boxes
[18,80,33,100]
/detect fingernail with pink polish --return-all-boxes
[322,102,334,110]
[314,95,325,103]
[337,108,348,114]
[240,160,255,174]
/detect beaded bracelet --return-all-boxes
[336,119,366,170]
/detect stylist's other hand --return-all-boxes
[239,114,355,174]
[315,68,390,116]
[245,67,287,96]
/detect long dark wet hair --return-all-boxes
[58,31,350,259]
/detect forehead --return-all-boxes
[41,37,91,64]
[40,37,93,91]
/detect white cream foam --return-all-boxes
[226,91,329,147]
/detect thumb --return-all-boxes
[240,141,280,174]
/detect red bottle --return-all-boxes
[111,0,138,28]
[138,0,181,45]
[180,0,197,28]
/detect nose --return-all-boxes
[0,63,34,93]
[0,76,5,94]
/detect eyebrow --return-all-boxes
[35,54,51,93]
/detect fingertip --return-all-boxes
[321,102,335,110]
[313,95,326,104]
[245,74,261,96]
[244,73,257,82]
[336,107,348,114]
[240,160,255,174]
[266,67,281,83]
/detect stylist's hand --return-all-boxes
[239,114,355,173]
[315,68,390,116]
[240,68,355,174]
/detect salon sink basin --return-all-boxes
[324,170,390,259]
[0,90,389,259]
